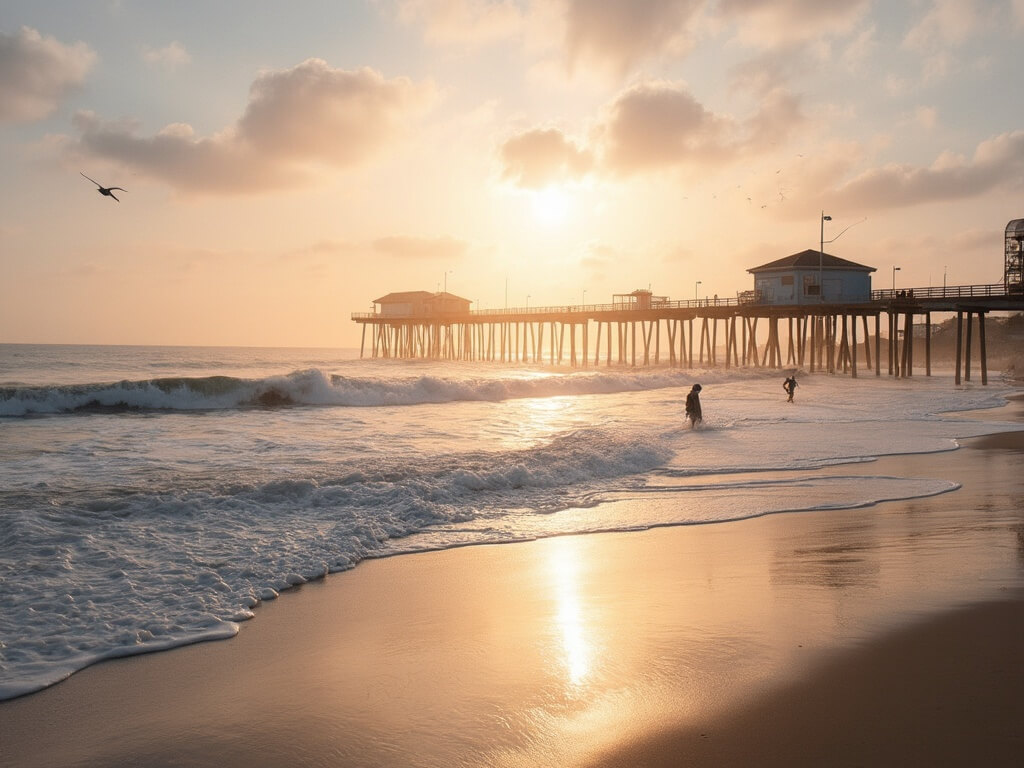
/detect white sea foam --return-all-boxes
[0,347,1019,700]
[0,368,705,416]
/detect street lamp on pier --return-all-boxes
[819,212,832,301]
[695,280,701,302]
[526,294,531,309]
[892,266,901,293]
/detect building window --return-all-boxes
[803,275,819,295]
[781,275,794,286]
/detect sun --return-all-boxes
[530,186,570,226]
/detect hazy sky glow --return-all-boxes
[2,0,1022,346]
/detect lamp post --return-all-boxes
[943,266,947,293]
[819,211,832,301]
[695,280,701,302]
[582,289,586,306]
[892,266,901,293]
[526,294,531,309]
[443,270,452,293]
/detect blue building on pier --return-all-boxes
[748,249,876,306]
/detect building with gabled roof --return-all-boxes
[747,249,876,306]
[373,291,471,316]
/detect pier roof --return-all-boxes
[374,291,436,304]
[748,249,875,273]
[374,290,470,303]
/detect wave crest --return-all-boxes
[1,368,698,416]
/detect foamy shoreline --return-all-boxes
[2,423,1022,767]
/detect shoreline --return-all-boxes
[593,596,1024,768]
[2,427,1023,766]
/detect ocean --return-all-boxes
[0,343,1019,701]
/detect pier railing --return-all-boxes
[870,283,1007,301]
[351,296,743,320]
[351,284,1017,321]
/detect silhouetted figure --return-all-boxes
[685,384,703,428]
[80,172,126,202]
[783,376,798,403]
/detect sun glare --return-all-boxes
[531,187,570,225]
[547,537,591,687]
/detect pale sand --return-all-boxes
[1,420,1023,767]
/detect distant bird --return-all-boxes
[80,172,126,202]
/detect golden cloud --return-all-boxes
[0,26,95,123]
[68,59,436,194]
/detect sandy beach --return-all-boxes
[2,412,1023,767]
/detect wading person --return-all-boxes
[783,376,798,403]
[685,384,703,428]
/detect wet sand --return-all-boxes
[1,426,1023,767]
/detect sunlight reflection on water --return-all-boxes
[546,537,591,687]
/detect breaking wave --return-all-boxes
[0,368,700,416]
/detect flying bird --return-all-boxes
[80,172,126,202]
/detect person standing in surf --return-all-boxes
[783,376,798,403]
[685,384,703,428]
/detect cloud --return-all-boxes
[561,0,706,77]
[236,60,432,164]
[719,0,871,47]
[67,59,435,194]
[400,1,706,76]
[283,239,361,260]
[141,41,191,69]
[728,47,803,93]
[841,24,877,71]
[372,235,470,260]
[830,131,1024,210]
[903,0,981,51]
[596,81,730,173]
[595,80,804,175]
[0,26,95,123]
[913,105,937,131]
[397,0,524,46]
[499,127,593,188]
[498,79,804,184]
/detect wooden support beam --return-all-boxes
[924,311,931,376]
[964,311,973,382]
[954,310,963,385]
[979,312,988,385]
[741,315,748,366]
[851,314,858,377]
[906,313,914,377]
[688,318,694,368]
[641,320,653,365]
[682,318,689,368]
[874,315,881,377]
[888,312,895,376]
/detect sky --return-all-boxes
[1,0,1023,347]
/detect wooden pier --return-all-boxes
[352,285,1023,385]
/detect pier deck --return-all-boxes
[352,285,1023,385]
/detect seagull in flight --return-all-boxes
[80,172,126,202]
